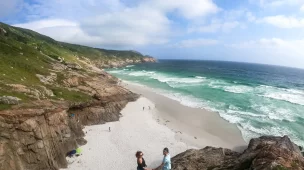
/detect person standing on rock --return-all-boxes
[153,148,171,170]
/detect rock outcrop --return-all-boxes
[171,136,304,170]
[142,56,157,63]
[0,89,138,170]
[0,22,155,170]
[91,56,157,68]
[0,96,21,105]
[0,61,139,170]
[0,27,7,36]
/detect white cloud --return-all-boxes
[0,0,22,18]
[228,38,304,68]
[246,12,256,22]
[301,4,304,11]
[250,0,302,8]
[143,0,219,19]
[173,38,219,48]
[189,21,240,33]
[80,8,171,46]
[229,38,288,48]
[14,19,104,46]
[260,15,304,28]
[188,9,251,34]
[14,0,219,47]
[15,19,78,30]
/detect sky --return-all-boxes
[1,0,304,68]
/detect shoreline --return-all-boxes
[121,81,247,150]
[63,81,247,170]
[63,97,189,169]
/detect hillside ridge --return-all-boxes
[0,22,155,109]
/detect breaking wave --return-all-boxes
[107,66,304,147]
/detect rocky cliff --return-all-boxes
[170,136,304,170]
[0,22,150,170]
[0,62,139,170]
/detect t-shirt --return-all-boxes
[162,154,171,170]
[137,158,147,170]
[76,148,81,154]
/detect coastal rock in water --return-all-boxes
[171,136,304,170]
[142,56,157,63]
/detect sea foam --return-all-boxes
[107,67,304,147]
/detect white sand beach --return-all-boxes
[63,83,246,170]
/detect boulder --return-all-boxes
[142,56,157,63]
[18,119,39,132]
[0,96,21,105]
[36,73,57,85]
[66,62,82,70]
[171,136,304,170]
[171,147,239,170]
[0,27,7,36]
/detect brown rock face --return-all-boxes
[170,147,240,170]
[0,92,138,170]
[91,56,157,68]
[171,136,304,170]
[141,56,157,63]
[0,67,139,170]
[0,102,82,170]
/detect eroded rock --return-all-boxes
[0,96,21,105]
[36,73,57,85]
[0,27,7,36]
[0,82,139,170]
[171,136,304,170]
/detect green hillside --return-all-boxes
[0,22,151,109]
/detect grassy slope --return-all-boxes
[0,22,146,109]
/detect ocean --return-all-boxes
[107,60,304,147]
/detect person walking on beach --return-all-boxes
[136,151,152,170]
[109,127,111,132]
[143,107,145,111]
[153,148,171,170]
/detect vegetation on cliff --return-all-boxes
[0,22,155,109]
[0,22,150,170]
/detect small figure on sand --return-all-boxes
[143,107,145,111]
[148,106,151,110]
[136,151,152,170]
[154,148,171,170]
[66,147,82,158]
[109,127,111,132]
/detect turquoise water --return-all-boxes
[107,60,304,147]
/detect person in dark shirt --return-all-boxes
[136,151,151,170]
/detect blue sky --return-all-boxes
[1,0,304,68]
